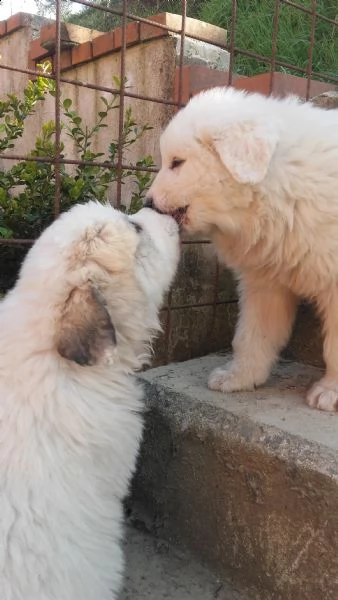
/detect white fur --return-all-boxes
[0,202,179,599]
[148,86,338,412]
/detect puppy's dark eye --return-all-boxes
[131,222,143,234]
[170,158,185,170]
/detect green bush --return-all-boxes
[0,64,154,290]
[0,68,154,240]
[199,0,338,78]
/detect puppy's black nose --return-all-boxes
[144,197,154,209]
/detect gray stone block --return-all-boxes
[132,355,338,600]
[174,36,230,71]
[311,91,338,110]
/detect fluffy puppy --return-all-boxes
[147,86,338,412]
[0,201,179,599]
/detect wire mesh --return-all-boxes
[0,0,337,363]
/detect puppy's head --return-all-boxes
[17,202,179,368]
[147,87,279,235]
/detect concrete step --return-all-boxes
[130,355,338,600]
[119,525,247,600]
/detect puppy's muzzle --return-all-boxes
[144,197,154,209]
[144,197,166,215]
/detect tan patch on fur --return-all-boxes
[57,285,116,366]
[68,223,137,275]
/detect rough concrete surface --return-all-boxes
[142,355,338,457]
[131,355,338,600]
[311,91,338,110]
[174,35,230,70]
[119,526,247,600]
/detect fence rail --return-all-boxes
[0,0,337,364]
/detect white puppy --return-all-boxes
[148,86,338,412]
[0,201,179,599]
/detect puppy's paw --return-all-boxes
[208,366,256,393]
[306,380,338,412]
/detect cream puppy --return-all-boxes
[0,201,179,599]
[147,86,338,412]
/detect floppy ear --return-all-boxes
[211,120,279,184]
[57,284,116,366]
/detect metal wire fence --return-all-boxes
[0,0,337,364]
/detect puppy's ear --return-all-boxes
[57,285,116,366]
[211,120,278,184]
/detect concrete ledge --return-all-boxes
[119,526,247,599]
[132,355,338,600]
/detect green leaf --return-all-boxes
[0,72,154,247]
[63,98,72,110]
[112,75,121,89]
[0,226,14,239]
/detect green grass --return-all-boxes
[68,1,187,32]
[69,1,337,79]
[199,0,338,79]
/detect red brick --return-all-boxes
[92,31,114,58]
[188,65,230,96]
[71,41,93,66]
[29,38,50,63]
[27,59,37,73]
[0,20,7,37]
[126,21,140,45]
[234,72,337,100]
[174,66,233,106]
[60,50,72,71]
[174,66,191,106]
[140,14,168,42]
[7,12,31,34]
[114,21,139,49]
[40,23,57,49]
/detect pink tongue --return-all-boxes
[172,209,185,226]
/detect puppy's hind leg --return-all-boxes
[307,288,338,411]
[208,277,297,393]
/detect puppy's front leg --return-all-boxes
[307,290,338,411]
[208,278,297,393]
